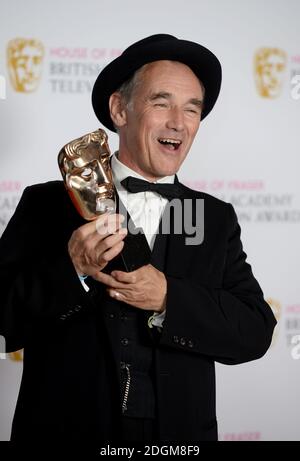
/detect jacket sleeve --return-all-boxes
[0,186,98,352]
[159,203,277,365]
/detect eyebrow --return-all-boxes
[188,98,204,109]
[148,92,203,108]
[148,91,172,101]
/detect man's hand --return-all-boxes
[94,264,167,313]
[68,213,127,279]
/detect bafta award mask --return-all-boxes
[58,129,115,221]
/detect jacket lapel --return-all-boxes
[164,180,204,278]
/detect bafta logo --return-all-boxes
[7,38,44,93]
[254,48,287,98]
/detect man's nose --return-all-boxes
[166,107,185,132]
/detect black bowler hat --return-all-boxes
[92,34,222,132]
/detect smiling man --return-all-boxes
[109,60,203,180]
[0,34,276,443]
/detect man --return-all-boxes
[0,34,276,442]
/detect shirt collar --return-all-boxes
[111,152,175,192]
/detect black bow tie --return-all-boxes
[121,176,183,200]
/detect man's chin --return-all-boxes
[155,162,181,178]
[154,169,179,180]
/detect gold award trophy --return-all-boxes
[58,128,151,271]
[58,129,115,220]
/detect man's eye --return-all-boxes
[186,108,200,115]
[154,103,167,108]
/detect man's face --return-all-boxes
[116,60,204,181]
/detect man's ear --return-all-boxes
[109,93,127,128]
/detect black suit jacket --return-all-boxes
[0,180,276,442]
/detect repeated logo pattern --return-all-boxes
[7,38,44,93]
[254,47,287,98]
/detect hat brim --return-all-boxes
[92,35,222,132]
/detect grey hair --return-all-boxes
[116,65,146,109]
[112,66,145,132]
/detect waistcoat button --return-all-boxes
[121,338,129,346]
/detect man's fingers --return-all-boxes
[97,239,125,266]
[111,264,152,283]
[95,213,125,236]
[95,228,127,260]
[93,268,125,288]
[68,213,127,277]
[107,289,125,301]
[95,227,127,251]
[111,270,137,284]
[75,213,125,240]
[70,214,121,250]
[73,213,110,240]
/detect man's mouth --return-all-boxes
[158,138,182,151]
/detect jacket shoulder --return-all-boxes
[180,182,232,211]
[25,180,65,196]
[23,180,67,202]
[19,180,80,223]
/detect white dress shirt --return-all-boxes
[111,153,174,251]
